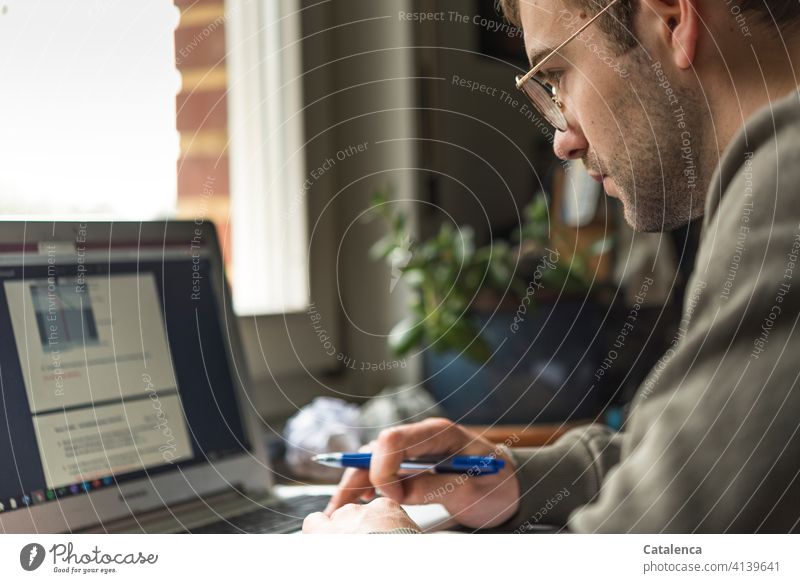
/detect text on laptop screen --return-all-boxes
[0,234,249,511]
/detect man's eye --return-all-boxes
[546,70,565,88]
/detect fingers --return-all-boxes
[324,467,373,515]
[327,418,482,511]
[302,511,330,533]
[369,417,475,502]
[359,488,377,503]
[324,441,377,514]
[399,473,459,506]
[354,442,376,500]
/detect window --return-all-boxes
[0,0,180,218]
[0,0,308,316]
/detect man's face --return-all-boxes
[519,0,709,232]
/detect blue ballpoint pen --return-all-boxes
[311,452,504,475]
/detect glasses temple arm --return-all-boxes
[516,0,621,87]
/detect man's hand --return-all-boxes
[303,497,419,533]
[323,417,520,529]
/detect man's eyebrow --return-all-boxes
[527,46,557,69]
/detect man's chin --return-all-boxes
[620,200,700,233]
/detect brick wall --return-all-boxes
[174,0,231,263]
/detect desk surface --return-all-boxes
[467,420,588,448]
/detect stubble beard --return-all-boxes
[587,56,710,233]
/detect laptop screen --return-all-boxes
[0,228,249,513]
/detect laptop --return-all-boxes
[0,221,329,534]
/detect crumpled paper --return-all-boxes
[283,386,443,480]
[358,384,442,442]
[283,397,361,481]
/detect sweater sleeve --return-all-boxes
[500,424,623,529]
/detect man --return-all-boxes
[304,0,800,533]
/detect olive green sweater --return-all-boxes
[506,88,800,533]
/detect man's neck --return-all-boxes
[711,31,800,152]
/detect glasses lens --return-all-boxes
[516,75,568,131]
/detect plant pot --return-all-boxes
[423,300,603,424]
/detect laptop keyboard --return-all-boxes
[188,494,330,534]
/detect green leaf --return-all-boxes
[388,245,413,271]
[453,225,475,263]
[589,236,615,256]
[388,317,425,356]
[400,267,426,287]
[436,223,455,249]
[371,184,392,207]
[369,235,398,260]
[489,261,511,288]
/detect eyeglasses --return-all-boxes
[515,0,621,132]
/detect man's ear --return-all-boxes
[644,0,700,69]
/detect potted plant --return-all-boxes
[366,186,611,424]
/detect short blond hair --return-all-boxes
[498,0,638,52]
[498,0,800,34]
[498,0,520,27]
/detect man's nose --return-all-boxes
[553,121,589,161]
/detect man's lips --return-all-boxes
[587,170,617,197]
[603,177,617,197]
